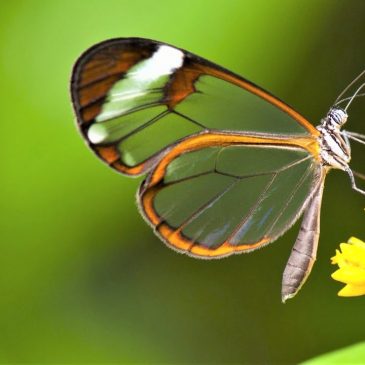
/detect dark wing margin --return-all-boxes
[71,37,319,176]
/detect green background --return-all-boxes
[2,0,365,363]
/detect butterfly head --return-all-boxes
[327,108,348,129]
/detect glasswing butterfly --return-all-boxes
[70,38,365,302]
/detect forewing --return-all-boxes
[71,37,319,176]
[140,139,323,258]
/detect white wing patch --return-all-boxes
[94,45,184,123]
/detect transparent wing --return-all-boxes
[71,38,319,176]
[140,136,323,258]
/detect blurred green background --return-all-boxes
[2,0,365,363]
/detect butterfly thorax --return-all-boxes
[317,108,351,170]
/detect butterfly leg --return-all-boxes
[342,130,351,148]
[345,167,365,196]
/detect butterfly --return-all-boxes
[70,37,365,302]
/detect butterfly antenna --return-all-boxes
[334,68,365,105]
[335,92,365,106]
[344,82,365,111]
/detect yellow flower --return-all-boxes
[331,237,365,297]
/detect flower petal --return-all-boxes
[337,243,365,268]
[331,248,347,267]
[348,236,365,248]
[331,266,365,284]
[338,283,365,297]
[332,236,365,297]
